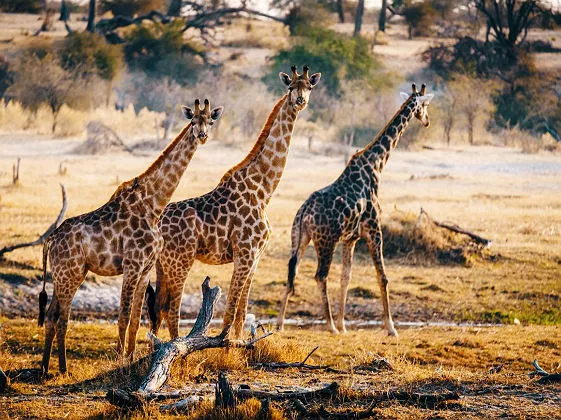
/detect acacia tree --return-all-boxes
[475,0,543,49]
[8,54,96,133]
[354,0,365,36]
[450,75,496,145]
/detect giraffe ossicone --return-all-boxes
[38,99,223,375]
[277,83,434,336]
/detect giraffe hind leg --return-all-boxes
[336,240,356,334]
[314,241,338,334]
[41,295,60,376]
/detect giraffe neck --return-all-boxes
[358,98,417,173]
[116,124,198,219]
[219,95,299,205]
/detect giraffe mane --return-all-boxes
[352,95,413,160]
[109,122,193,200]
[218,94,288,184]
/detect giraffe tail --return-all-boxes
[287,200,311,296]
[38,239,51,327]
[145,283,157,329]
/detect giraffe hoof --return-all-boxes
[328,326,340,335]
[387,328,398,337]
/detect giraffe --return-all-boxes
[149,66,321,340]
[38,99,224,375]
[277,84,434,335]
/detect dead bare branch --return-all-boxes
[420,208,491,246]
[0,184,67,258]
[106,277,272,408]
[0,367,8,393]
[215,371,236,409]
[234,382,339,401]
[530,359,561,384]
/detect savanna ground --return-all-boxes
[1,10,561,420]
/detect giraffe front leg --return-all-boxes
[223,249,255,339]
[232,247,265,339]
[366,224,398,337]
[117,261,143,355]
[314,241,338,334]
[126,270,151,358]
[337,240,356,334]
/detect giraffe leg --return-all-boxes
[126,270,151,357]
[366,224,398,337]
[232,246,266,339]
[337,240,357,334]
[117,261,143,355]
[163,257,194,340]
[314,241,338,334]
[223,249,257,339]
[277,232,310,332]
[55,297,74,374]
[41,294,60,376]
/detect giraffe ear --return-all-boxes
[309,72,321,87]
[211,106,224,121]
[182,106,194,120]
[400,92,410,101]
[279,72,292,86]
[419,94,434,104]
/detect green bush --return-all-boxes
[263,25,382,95]
[124,21,205,84]
[99,0,165,18]
[1,0,41,13]
[59,32,123,82]
[0,55,13,100]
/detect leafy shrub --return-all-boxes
[8,53,101,133]
[59,32,123,81]
[403,1,437,38]
[99,0,165,18]
[124,21,205,84]
[1,0,41,13]
[0,55,13,100]
[263,25,382,98]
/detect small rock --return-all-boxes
[513,318,521,325]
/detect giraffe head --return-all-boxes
[400,83,434,128]
[279,65,321,111]
[181,99,224,144]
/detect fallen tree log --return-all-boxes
[530,359,561,384]
[106,277,272,408]
[420,207,491,246]
[0,184,67,258]
[234,381,339,402]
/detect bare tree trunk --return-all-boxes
[379,0,387,31]
[59,0,70,22]
[336,0,345,23]
[12,158,20,185]
[86,0,96,32]
[467,114,474,145]
[353,0,365,36]
[167,0,182,16]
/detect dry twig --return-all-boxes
[106,277,272,408]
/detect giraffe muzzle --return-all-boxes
[296,97,305,105]
[198,132,208,140]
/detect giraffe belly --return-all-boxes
[196,243,233,265]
